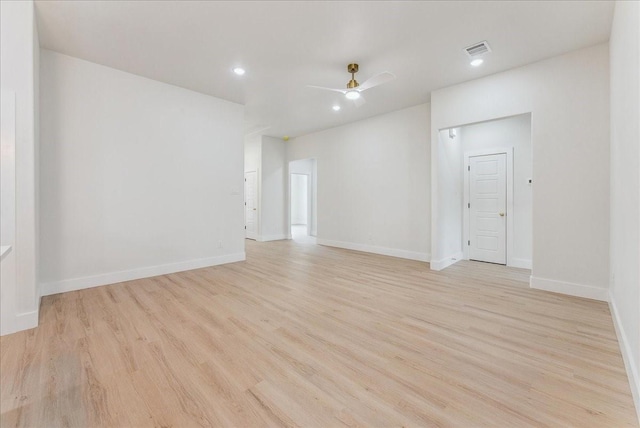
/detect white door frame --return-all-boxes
[463,147,514,266]
[244,170,258,240]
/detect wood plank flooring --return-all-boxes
[1,239,637,427]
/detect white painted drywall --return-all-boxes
[609,0,640,419]
[289,158,317,236]
[290,174,308,225]
[287,103,431,261]
[39,50,245,295]
[33,7,41,303]
[1,92,18,336]
[0,0,40,335]
[434,128,463,265]
[244,134,261,173]
[461,114,532,265]
[431,44,610,296]
[259,136,288,240]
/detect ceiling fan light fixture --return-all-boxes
[345,90,360,100]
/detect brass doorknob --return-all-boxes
[499,212,505,217]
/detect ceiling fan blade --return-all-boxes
[307,85,347,94]
[356,72,396,92]
[353,95,366,108]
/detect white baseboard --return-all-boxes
[430,252,464,271]
[0,308,39,336]
[14,309,38,331]
[529,276,608,301]
[1,290,41,336]
[609,292,640,424]
[509,257,532,269]
[40,252,246,297]
[317,238,430,262]
[257,234,288,242]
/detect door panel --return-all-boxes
[244,171,257,239]
[469,154,506,264]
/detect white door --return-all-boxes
[244,171,257,240]
[469,154,507,264]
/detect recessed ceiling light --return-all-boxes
[332,105,341,111]
[232,67,246,76]
[345,90,360,100]
[470,59,484,67]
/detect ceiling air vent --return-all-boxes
[464,41,492,58]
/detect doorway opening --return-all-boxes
[435,113,532,270]
[290,173,309,239]
[288,158,317,244]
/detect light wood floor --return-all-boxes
[1,240,637,427]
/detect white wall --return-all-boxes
[290,174,308,225]
[0,0,40,335]
[39,50,245,295]
[432,128,463,269]
[244,134,261,173]
[609,0,640,419]
[259,136,288,240]
[461,114,532,266]
[431,43,610,300]
[288,103,431,261]
[1,91,18,335]
[289,158,317,236]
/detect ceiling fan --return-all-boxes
[308,63,396,107]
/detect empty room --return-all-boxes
[1,1,639,426]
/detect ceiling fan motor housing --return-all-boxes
[347,63,359,88]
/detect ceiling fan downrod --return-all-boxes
[347,63,359,89]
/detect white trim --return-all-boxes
[529,276,608,301]
[15,309,38,331]
[463,147,515,266]
[257,234,288,242]
[0,245,11,261]
[317,238,430,262]
[0,308,39,336]
[430,251,464,271]
[1,291,40,335]
[510,257,532,269]
[244,170,258,240]
[40,252,246,296]
[609,291,640,424]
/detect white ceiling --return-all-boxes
[35,1,614,138]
